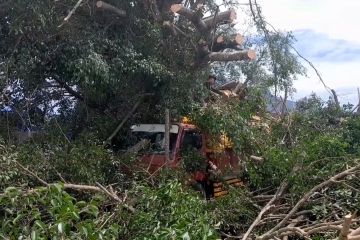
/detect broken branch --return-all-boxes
[203,8,237,29]
[242,181,288,240]
[96,1,126,17]
[170,4,207,33]
[260,162,360,239]
[339,214,353,240]
[60,0,84,26]
[212,34,244,51]
[11,161,135,213]
[206,49,256,62]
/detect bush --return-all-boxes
[0,184,121,239]
[126,180,218,240]
[14,135,124,186]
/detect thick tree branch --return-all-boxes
[331,89,340,109]
[96,1,126,17]
[170,4,207,33]
[242,178,288,240]
[11,161,135,213]
[212,33,244,51]
[59,0,84,27]
[53,79,105,110]
[54,79,84,101]
[203,8,237,29]
[206,49,256,62]
[339,214,353,240]
[190,0,205,10]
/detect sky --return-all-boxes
[239,0,360,105]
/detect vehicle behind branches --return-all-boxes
[130,118,244,199]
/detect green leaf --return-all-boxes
[12,213,23,225]
[182,232,190,240]
[58,222,64,234]
[31,230,38,240]
[52,183,63,193]
[81,226,88,237]
[34,220,46,230]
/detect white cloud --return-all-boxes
[293,61,359,104]
[293,29,360,62]
[256,0,360,44]
[240,0,360,104]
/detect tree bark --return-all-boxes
[331,89,340,109]
[191,0,205,10]
[170,4,207,33]
[339,214,353,240]
[163,21,178,36]
[349,226,360,237]
[62,0,84,23]
[206,49,256,62]
[212,33,244,51]
[96,1,126,17]
[203,8,237,29]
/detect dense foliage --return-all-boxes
[1,0,360,239]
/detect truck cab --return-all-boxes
[130,122,243,198]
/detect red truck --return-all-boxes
[130,120,243,199]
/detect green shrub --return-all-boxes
[15,136,124,186]
[126,180,218,240]
[0,184,121,239]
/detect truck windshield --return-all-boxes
[130,124,179,153]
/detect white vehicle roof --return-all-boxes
[131,124,179,134]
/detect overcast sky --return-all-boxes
[239,0,360,105]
